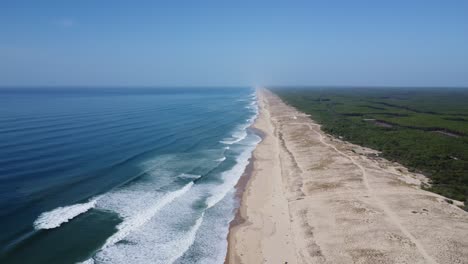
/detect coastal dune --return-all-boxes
[227,89,468,264]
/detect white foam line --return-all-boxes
[167,213,205,264]
[212,97,260,207]
[220,129,248,145]
[101,182,194,249]
[178,173,201,180]
[220,95,258,146]
[34,196,101,230]
[206,139,259,209]
[215,157,226,162]
[219,137,243,145]
[77,259,95,264]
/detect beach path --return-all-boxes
[227,88,468,264]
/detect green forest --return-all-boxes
[272,87,468,208]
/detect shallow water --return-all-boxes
[0,87,259,264]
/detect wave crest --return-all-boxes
[102,182,193,249]
[34,197,100,230]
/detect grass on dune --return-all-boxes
[272,87,468,207]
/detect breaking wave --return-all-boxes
[34,196,100,230]
[101,182,194,249]
[206,136,260,209]
[26,88,260,264]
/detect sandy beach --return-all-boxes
[226,88,468,264]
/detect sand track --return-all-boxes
[288,121,437,264]
[227,89,468,264]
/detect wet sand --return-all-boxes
[226,88,468,264]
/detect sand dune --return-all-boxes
[227,89,468,264]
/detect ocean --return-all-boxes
[0,87,260,264]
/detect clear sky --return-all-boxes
[1,0,468,87]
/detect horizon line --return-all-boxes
[1,85,468,89]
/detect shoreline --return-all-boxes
[225,88,468,264]
[225,88,298,263]
[225,125,266,264]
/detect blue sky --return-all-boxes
[1,0,468,87]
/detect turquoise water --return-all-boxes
[0,87,259,264]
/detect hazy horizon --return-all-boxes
[1,85,468,89]
[1,2,468,262]
[1,1,468,87]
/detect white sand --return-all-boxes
[227,88,468,264]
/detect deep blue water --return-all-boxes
[0,87,259,264]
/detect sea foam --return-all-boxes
[101,182,194,249]
[166,213,205,264]
[90,194,206,264]
[208,95,259,208]
[34,196,100,230]
[178,173,202,180]
[215,157,226,162]
[219,115,255,145]
[78,90,259,263]
[78,259,95,264]
[207,135,260,209]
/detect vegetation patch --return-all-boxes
[272,87,468,204]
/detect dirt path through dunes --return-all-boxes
[289,121,437,264]
[227,88,468,264]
